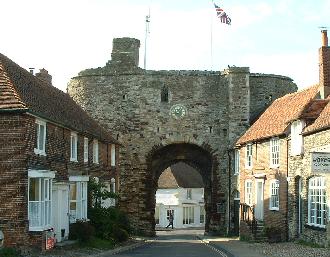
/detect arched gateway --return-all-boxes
[67,37,297,235]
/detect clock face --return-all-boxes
[170,104,187,119]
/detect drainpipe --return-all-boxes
[227,149,232,235]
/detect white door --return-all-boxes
[255,180,264,220]
[52,184,69,243]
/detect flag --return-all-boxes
[214,3,231,25]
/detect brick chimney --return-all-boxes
[319,30,330,99]
[35,68,52,86]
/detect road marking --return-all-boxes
[198,238,229,257]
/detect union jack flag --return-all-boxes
[214,3,231,25]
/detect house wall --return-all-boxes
[239,138,288,240]
[156,188,205,228]
[288,129,330,246]
[0,112,118,249]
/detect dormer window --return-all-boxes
[246,144,253,169]
[291,120,304,156]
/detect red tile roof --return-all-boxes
[236,85,319,145]
[304,100,330,134]
[158,162,204,189]
[0,53,117,144]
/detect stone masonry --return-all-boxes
[67,37,297,235]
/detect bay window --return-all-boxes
[69,176,89,223]
[28,170,55,231]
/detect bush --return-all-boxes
[88,207,130,242]
[0,247,20,257]
[69,220,95,242]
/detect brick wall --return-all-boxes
[239,138,288,240]
[0,112,118,249]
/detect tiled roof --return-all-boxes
[0,53,117,144]
[158,162,204,189]
[304,100,330,134]
[0,61,27,110]
[237,85,319,145]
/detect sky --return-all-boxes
[1,0,330,92]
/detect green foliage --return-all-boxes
[0,247,20,257]
[69,220,95,242]
[297,239,325,248]
[239,234,252,242]
[88,178,129,243]
[88,178,118,209]
[81,237,115,250]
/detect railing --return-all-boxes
[240,203,258,236]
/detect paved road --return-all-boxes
[114,229,231,257]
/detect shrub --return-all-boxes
[0,247,20,257]
[112,225,129,243]
[69,220,95,242]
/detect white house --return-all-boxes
[155,162,205,229]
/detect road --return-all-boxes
[114,229,231,257]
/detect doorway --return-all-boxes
[52,183,69,242]
[255,180,264,221]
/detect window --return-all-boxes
[186,189,192,199]
[28,170,55,231]
[102,178,116,207]
[270,138,280,167]
[200,206,205,224]
[246,144,253,168]
[70,132,78,162]
[69,176,89,223]
[34,119,46,155]
[308,177,327,227]
[183,206,194,225]
[111,144,116,166]
[93,139,99,164]
[234,149,240,175]
[291,120,304,156]
[245,180,253,206]
[269,180,280,210]
[161,85,169,102]
[84,137,88,162]
[155,206,160,225]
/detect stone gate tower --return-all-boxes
[68,37,297,235]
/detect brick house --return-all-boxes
[235,30,330,244]
[287,30,330,246]
[0,53,120,250]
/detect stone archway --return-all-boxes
[142,142,219,235]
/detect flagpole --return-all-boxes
[144,8,150,70]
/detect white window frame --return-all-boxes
[69,176,89,223]
[28,169,55,231]
[84,137,89,163]
[270,138,280,168]
[186,188,192,199]
[245,180,253,206]
[234,149,240,175]
[291,120,304,156]
[183,206,194,225]
[308,177,327,228]
[200,206,205,224]
[34,119,46,156]
[93,139,99,164]
[111,144,116,166]
[269,179,280,211]
[246,144,253,169]
[70,132,78,162]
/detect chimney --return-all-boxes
[35,68,52,86]
[29,68,35,74]
[319,30,330,99]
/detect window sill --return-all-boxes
[269,207,279,211]
[70,159,78,162]
[29,225,53,232]
[233,172,239,176]
[305,224,326,231]
[34,149,46,156]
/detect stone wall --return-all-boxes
[67,37,297,235]
[288,129,330,246]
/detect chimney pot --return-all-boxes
[35,68,52,86]
[29,68,35,74]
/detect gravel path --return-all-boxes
[250,242,330,257]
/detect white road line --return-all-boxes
[199,238,229,257]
